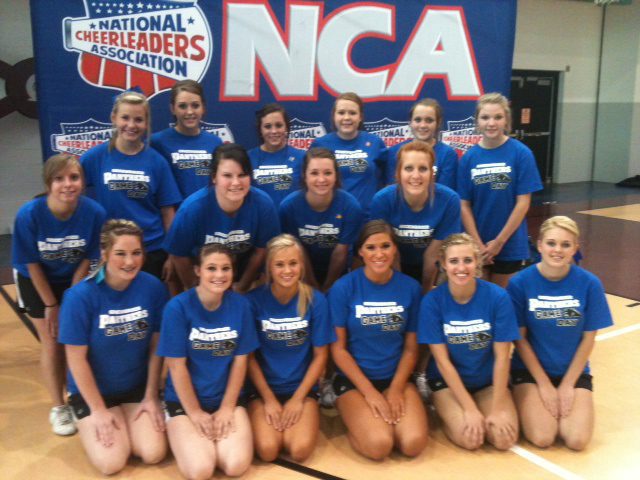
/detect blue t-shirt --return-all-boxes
[418,279,520,389]
[151,128,223,198]
[457,138,543,261]
[507,265,613,377]
[81,142,182,251]
[59,272,168,396]
[158,289,259,410]
[328,268,421,380]
[246,285,335,395]
[370,184,461,266]
[387,140,458,190]
[279,189,363,277]
[12,196,106,282]
[248,145,305,206]
[310,131,387,214]
[164,186,280,269]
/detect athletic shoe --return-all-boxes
[319,375,337,409]
[414,372,431,402]
[49,405,77,436]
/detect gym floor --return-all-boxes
[1,181,639,479]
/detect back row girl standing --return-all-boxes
[310,92,387,215]
[81,91,182,280]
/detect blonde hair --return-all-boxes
[110,91,152,150]
[475,92,512,134]
[87,219,144,279]
[539,216,580,242]
[439,233,483,277]
[395,140,436,204]
[265,234,313,318]
[42,153,83,191]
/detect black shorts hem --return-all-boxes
[164,397,248,418]
[68,384,146,420]
[427,377,491,395]
[333,374,393,398]
[487,259,527,275]
[15,272,70,319]
[510,369,593,391]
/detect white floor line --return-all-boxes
[596,323,640,342]
[510,445,583,480]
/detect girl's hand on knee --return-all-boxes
[485,410,517,446]
[189,409,216,441]
[213,406,236,440]
[281,396,304,430]
[384,387,405,424]
[264,398,283,431]
[134,397,166,432]
[462,408,485,448]
[92,408,120,448]
[557,383,575,418]
[364,390,393,424]
[537,382,559,418]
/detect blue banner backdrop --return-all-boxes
[31,0,516,159]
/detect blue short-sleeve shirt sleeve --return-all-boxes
[154,155,183,207]
[584,277,613,331]
[492,288,521,342]
[328,279,350,328]
[405,281,422,333]
[158,299,191,358]
[59,284,93,346]
[515,145,543,196]
[506,275,528,328]
[417,290,445,344]
[435,189,462,240]
[310,292,337,346]
[12,205,39,264]
[235,299,259,355]
[254,192,281,248]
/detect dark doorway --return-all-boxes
[510,70,560,184]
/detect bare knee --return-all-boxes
[525,427,557,449]
[255,437,280,462]
[179,462,214,480]
[220,458,251,477]
[448,430,483,451]
[357,432,394,460]
[397,431,428,457]
[563,432,591,451]
[288,440,315,462]
[92,455,128,476]
[138,443,166,465]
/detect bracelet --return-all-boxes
[45,303,58,308]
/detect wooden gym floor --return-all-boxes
[1,182,639,479]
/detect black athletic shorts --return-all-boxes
[427,377,491,395]
[142,249,168,280]
[487,259,527,275]
[510,369,593,391]
[164,397,248,418]
[247,390,318,404]
[68,384,146,420]
[14,271,70,318]
[333,374,393,398]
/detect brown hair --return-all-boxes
[409,98,443,136]
[475,92,512,134]
[265,234,313,318]
[356,220,399,253]
[255,103,290,142]
[301,147,342,190]
[331,92,364,130]
[170,79,206,107]
[42,153,83,191]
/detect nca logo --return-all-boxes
[288,119,326,150]
[440,116,481,156]
[51,119,113,156]
[169,121,235,143]
[364,118,411,148]
[63,0,212,98]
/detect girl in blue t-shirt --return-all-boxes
[458,93,543,287]
[81,91,182,281]
[164,143,280,292]
[371,140,461,292]
[310,92,387,214]
[249,103,305,206]
[247,234,335,462]
[59,220,168,475]
[508,216,613,451]
[328,220,428,460]
[386,98,458,190]
[418,233,520,451]
[158,244,258,479]
[12,153,105,437]
[151,79,223,198]
[279,147,364,291]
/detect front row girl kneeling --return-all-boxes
[58,216,611,475]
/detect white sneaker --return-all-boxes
[319,376,337,409]
[414,373,431,402]
[49,405,77,436]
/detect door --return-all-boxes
[510,70,559,184]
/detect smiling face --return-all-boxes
[443,244,478,288]
[305,156,336,197]
[48,164,83,206]
[196,252,233,295]
[476,103,508,142]
[260,111,288,152]
[398,150,432,199]
[270,246,302,291]
[213,158,251,207]
[171,90,204,135]
[333,99,362,140]
[111,102,147,145]
[359,232,397,279]
[410,104,438,143]
[538,227,578,271]
[103,234,144,290]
